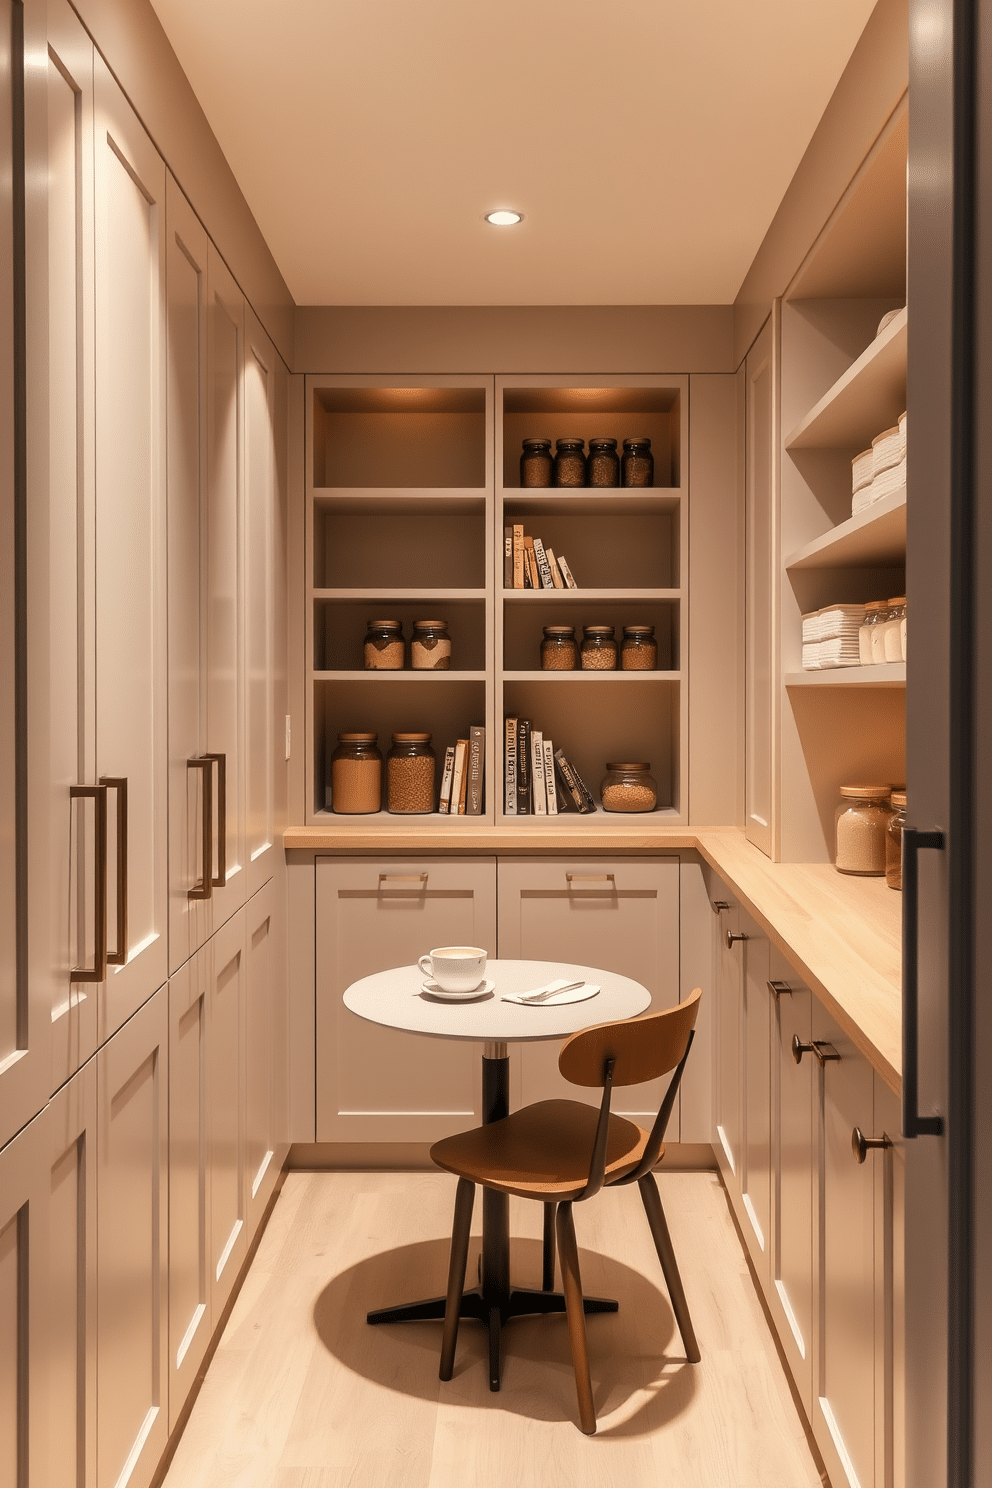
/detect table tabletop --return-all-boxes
[343,958,651,1043]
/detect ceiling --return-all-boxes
[149,0,878,308]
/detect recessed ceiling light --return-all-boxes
[485,210,523,227]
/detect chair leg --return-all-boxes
[555,1202,596,1434]
[638,1173,701,1363]
[542,1202,557,1290]
[439,1177,475,1381]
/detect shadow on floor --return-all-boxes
[312,1235,697,1437]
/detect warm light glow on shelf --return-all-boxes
[485,210,523,227]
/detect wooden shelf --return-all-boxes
[314,588,486,602]
[502,588,680,602]
[785,663,905,688]
[784,488,906,571]
[497,805,685,827]
[314,670,487,682]
[785,307,907,451]
[501,489,681,516]
[503,670,680,683]
[313,487,486,514]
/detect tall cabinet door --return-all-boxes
[0,1109,49,1488]
[245,878,284,1234]
[207,910,248,1316]
[744,310,777,857]
[496,857,680,1121]
[244,307,277,897]
[93,57,168,1041]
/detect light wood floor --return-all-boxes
[160,1170,827,1488]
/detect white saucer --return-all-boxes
[420,978,495,1002]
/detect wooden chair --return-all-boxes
[429,988,703,1433]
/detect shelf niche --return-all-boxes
[502,598,678,673]
[501,385,681,489]
[314,597,487,673]
[313,385,487,490]
[500,502,680,591]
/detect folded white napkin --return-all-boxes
[502,978,601,1006]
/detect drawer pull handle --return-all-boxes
[726,931,748,948]
[791,1035,840,1067]
[99,777,127,966]
[902,826,945,1139]
[767,980,794,999]
[378,873,428,888]
[69,784,108,984]
[852,1127,892,1164]
[203,753,226,888]
[566,873,615,885]
[712,900,731,913]
[187,758,214,901]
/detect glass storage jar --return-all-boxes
[387,733,436,814]
[621,437,654,487]
[883,597,905,663]
[363,618,404,670]
[885,789,907,889]
[601,762,657,813]
[834,785,891,875]
[859,602,884,665]
[330,732,382,814]
[410,619,451,670]
[869,601,891,663]
[553,438,586,487]
[621,624,657,670]
[520,438,553,487]
[580,624,618,670]
[586,437,620,487]
[541,625,578,670]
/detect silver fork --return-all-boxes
[518,980,585,1003]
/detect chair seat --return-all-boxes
[430,1100,657,1201]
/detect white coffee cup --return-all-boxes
[418,946,487,994]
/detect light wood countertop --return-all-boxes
[283,822,902,1092]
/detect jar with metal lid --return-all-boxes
[901,598,907,661]
[410,619,451,670]
[885,789,907,889]
[587,437,620,487]
[580,624,617,670]
[859,602,885,665]
[387,733,436,814]
[834,785,891,875]
[330,732,382,814]
[541,625,578,670]
[363,618,404,670]
[621,624,657,670]
[601,762,657,813]
[870,601,891,663]
[520,438,553,487]
[621,437,654,487]
[882,597,905,663]
[553,438,586,487]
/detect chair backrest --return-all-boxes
[558,987,703,1088]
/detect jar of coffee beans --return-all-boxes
[411,619,451,670]
[621,624,657,670]
[330,732,382,814]
[387,733,436,814]
[541,625,578,670]
[580,624,617,670]
[621,437,654,487]
[587,437,620,487]
[364,619,404,670]
[601,762,657,813]
[885,789,906,890]
[553,438,586,487]
[520,438,553,487]
[834,785,891,875]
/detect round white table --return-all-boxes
[344,958,651,1389]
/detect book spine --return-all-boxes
[456,739,470,815]
[450,739,468,816]
[516,719,532,813]
[554,748,595,814]
[569,755,598,811]
[466,725,485,816]
[557,554,577,589]
[533,537,556,590]
[545,547,565,589]
[503,526,513,589]
[543,738,558,814]
[524,537,540,590]
[504,717,517,815]
[531,731,547,814]
[512,524,524,589]
[437,745,455,813]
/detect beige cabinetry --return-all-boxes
[0,1106,49,1488]
[744,316,777,856]
[245,877,284,1230]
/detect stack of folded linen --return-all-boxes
[801,603,866,670]
[852,409,906,515]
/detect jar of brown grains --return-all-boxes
[541,625,578,670]
[834,785,891,875]
[601,762,657,813]
[410,619,451,670]
[364,619,404,670]
[330,732,382,814]
[587,437,620,487]
[580,624,617,670]
[387,733,436,814]
[553,438,586,487]
[885,789,907,890]
[621,624,657,670]
[520,438,553,487]
[621,437,654,487]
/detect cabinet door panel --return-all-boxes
[713,901,743,1182]
[497,857,679,1119]
[244,308,276,897]
[47,1057,98,1488]
[93,58,168,1038]
[0,1108,48,1488]
[96,989,168,1488]
[245,878,283,1232]
[874,1077,904,1488]
[207,911,247,1314]
[741,913,771,1263]
[316,857,495,1142]
[745,312,776,856]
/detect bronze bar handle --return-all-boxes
[852,1127,892,1164]
[712,900,731,914]
[69,784,108,984]
[566,873,615,884]
[187,758,213,901]
[204,753,226,888]
[377,873,428,888]
[792,1035,840,1067]
[99,777,127,966]
[726,930,748,949]
[768,980,794,999]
